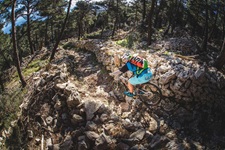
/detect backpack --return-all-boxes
[129,56,148,69]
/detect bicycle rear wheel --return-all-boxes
[138,82,162,106]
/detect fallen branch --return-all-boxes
[174,54,198,61]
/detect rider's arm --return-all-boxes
[126,62,137,72]
[109,63,128,77]
[119,64,128,73]
[110,70,122,76]
[110,62,135,76]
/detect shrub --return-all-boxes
[63,42,76,49]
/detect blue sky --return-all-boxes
[2,14,46,34]
[2,0,133,34]
[2,0,96,34]
[2,18,26,34]
[71,0,133,6]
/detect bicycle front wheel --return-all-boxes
[138,82,162,106]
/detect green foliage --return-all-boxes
[27,59,46,68]
[116,33,139,49]
[153,28,164,41]
[0,88,26,130]
[99,67,108,74]
[158,29,164,33]
[126,34,136,48]
[4,125,23,149]
[0,31,12,73]
[86,30,102,39]
[116,39,128,47]
[163,51,174,56]
[163,51,170,55]
[116,37,134,48]
[69,0,96,39]
[24,59,48,76]
[63,42,76,49]
[0,51,47,149]
[10,59,47,83]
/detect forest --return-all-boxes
[0,0,225,149]
[0,0,225,90]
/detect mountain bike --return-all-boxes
[111,76,162,106]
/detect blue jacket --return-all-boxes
[120,62,149,77]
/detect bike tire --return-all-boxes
[138,82,162,106]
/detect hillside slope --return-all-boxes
[1,38,225,149]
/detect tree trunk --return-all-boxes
[164,8,173,35]
[213,39,225,70]
[12,0,27,87]
[223,21,225,42]
[0,75,4,92]
[78,22,81,40]
[112,0,119,38]
[208,0,219,42]
[51,22,54,45]
[27,0,34,55]
[44,20,49,46]
[164,23,171,36]
[49,0,72,61]
[222,0,225,52]
[201,0,209,52]
[112,17,118,38]
[100,26,105,38]
[141,0,146,24]
[134,1,138,26]
[147,0,156,45]
[171,0,180,34]
[154,0,164,28]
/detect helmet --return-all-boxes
[121,52,131,60]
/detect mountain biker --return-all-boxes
[110,52,153,97]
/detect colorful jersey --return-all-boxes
[118,62,148,78]
[129,56,148,69]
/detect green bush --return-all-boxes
[116,39,128,47]
[63,42,76,49]
[24,59,47,76]
[126,34,135,48]
[86,30,101,39]
[0,88,25,129]
[116,33,139,49]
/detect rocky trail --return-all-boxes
[3,38,225,150]
[8,43,221,150]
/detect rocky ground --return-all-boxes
[2,41,221,150]
[1,32,225,149]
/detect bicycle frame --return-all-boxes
[112,76,162,106]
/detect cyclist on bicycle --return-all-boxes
[110,52,153,97]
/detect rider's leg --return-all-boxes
[127,81,134,93]
[129,73,152,85]
[124,79,135,97]
[128,73,152,89]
